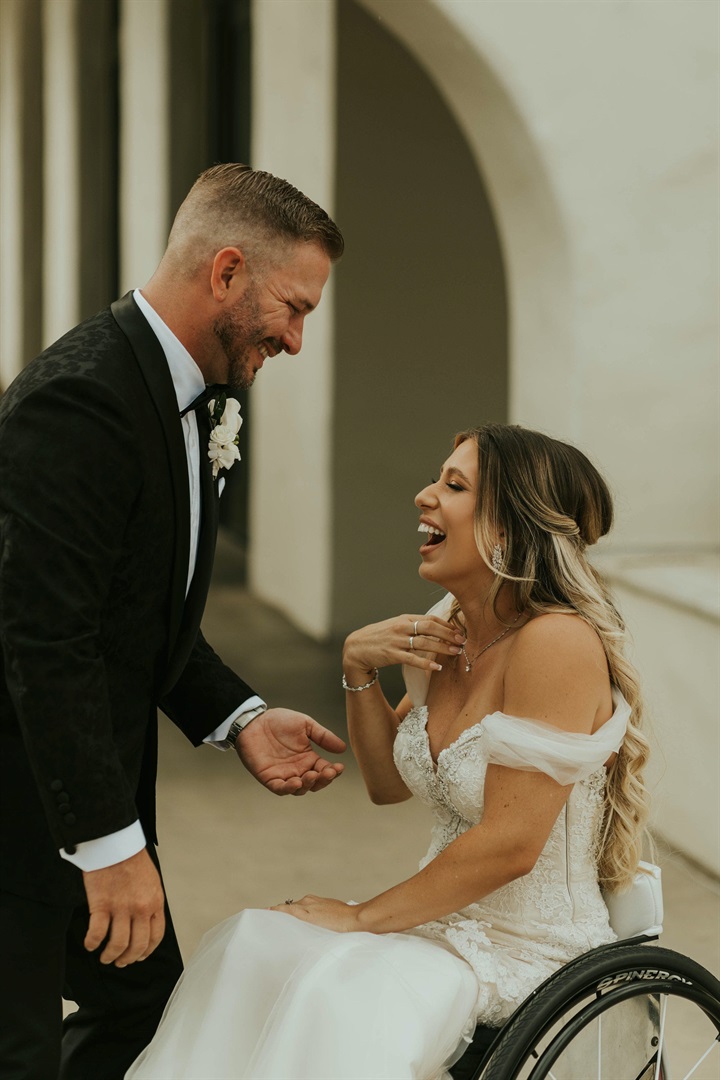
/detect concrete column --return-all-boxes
[118,0,170,293]
[0,0,24,388]
[42,0,81,347]
[168,0,210,216]
[248,0,337,638]
[0,0,43,386]
[77,0,120,318]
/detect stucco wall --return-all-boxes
[251,0,718,870]
[249,0,337,638]
[360,0,719,553]
[330,0,507,634]
[607,562,719,874]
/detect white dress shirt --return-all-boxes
[59,291,265,872]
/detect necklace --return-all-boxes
[460,615,520,673]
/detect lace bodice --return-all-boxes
[393,702,623,1025]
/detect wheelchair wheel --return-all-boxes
[477,944,720,1080]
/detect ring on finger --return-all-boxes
[413,621,419,636]
[409,636,415,650]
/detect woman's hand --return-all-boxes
[342,614,465,680]
[269,895,365,933]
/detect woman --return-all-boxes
[127,424,651,1080]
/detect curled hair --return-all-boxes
[453,424,651,892]
[166,162,344,277]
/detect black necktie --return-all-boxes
[179,384,227,418]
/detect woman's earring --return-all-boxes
[492,543,504,573]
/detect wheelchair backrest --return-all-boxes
[602,860,664,939]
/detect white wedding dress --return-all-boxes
[126,667,629,1080]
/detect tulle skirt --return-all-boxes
[125,908,478,1080]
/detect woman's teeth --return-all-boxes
[418,524,446,545]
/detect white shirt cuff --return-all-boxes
[204,696,267,749]
[58,820,147,871]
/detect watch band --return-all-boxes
[224,705,266,749]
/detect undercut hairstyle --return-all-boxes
[165,163,344,278]
[451,423,651,892]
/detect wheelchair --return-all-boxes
[450,863,720,1079]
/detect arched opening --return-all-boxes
[356,0,575,435]
[331,0,508,635]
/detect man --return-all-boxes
[0,164,345,1079]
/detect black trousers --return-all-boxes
[0,852,182,1080]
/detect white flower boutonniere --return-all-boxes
[207,394,242,479]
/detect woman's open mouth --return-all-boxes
[418,522,446,553]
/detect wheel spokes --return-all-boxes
[597,1011,602,1080]
[654,994,668,1080]
[681,1034,720,1080]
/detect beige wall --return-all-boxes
[359,0,718,553]
[248,0,337,638]
[330,0,507,635]
[608,564,719,874]
[357,0,577,450]
[250,0,718,870]
[119,0,170,294]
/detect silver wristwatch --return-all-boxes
[224,705,266,749]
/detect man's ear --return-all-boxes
[210,247,248,301]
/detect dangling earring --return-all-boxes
[492,543,504,573]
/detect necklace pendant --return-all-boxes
[464,661,471,673]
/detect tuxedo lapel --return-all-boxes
[110,293,190,670]
[166,406,220,686]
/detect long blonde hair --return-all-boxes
[454,424,650,892]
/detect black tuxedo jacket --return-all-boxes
[0,294,257,904]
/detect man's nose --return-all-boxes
[281,319,304,356]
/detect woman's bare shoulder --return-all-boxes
[513,611,604,657]
[504,612,609,731]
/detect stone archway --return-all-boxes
[356,0,575,434]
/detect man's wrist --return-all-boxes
[224,705,266,749]
[58,821,147,871]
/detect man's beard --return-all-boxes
[212,284,266,394]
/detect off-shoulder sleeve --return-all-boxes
[482,691,631,785]
[402,593,455,708]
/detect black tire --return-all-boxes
[476,944,720,1080]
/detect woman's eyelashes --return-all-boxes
[430,475,465,492]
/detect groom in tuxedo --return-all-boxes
[0,164,345,1079]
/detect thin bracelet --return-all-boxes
[342,668,379,692]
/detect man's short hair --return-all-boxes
[167,163,344,276]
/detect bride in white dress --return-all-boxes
[126,424,651,1080]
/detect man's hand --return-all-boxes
[82,847,166,967]
[236,708,346,795]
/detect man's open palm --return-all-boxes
[236,708,346,795]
